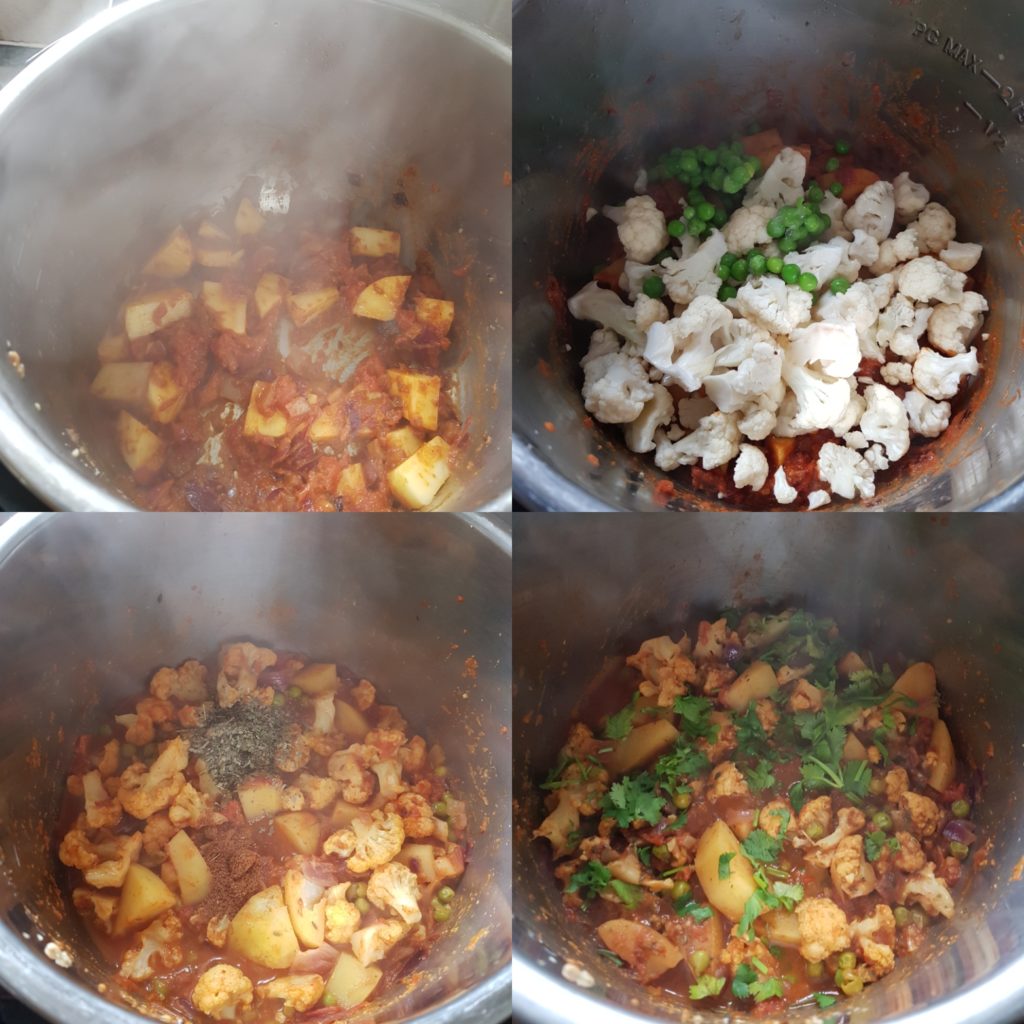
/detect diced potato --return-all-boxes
[125,288,193,340]
[720,661,778,712]
[596,920,682,983]
[927,719,956,792]
[117,411,165,482]
[198,220,229,242]
[843,732,868,761]
[166,830,212,905]
[228,886,299,969]
[274,812,321,856]
[325,951,383,1010]
[114,864,176,935]
[195,758,221,798]
[349,227,401,258]
[97,332,130,364]
[387,437,451,510]
[235,197,265,236]
[91,362,152,406]
[888,662,938,718]
[292,663,339,695]
[286,287,340,327]
[330,801,365,829]
[143,226,194,279]
[335,700,370,740]
[337,464,367,505]
[353,275,411,321]
[694,820,757,922]
[283,868,326,948]
[763,910,801,947]
[147,362,186,424]
[602,719,679,779]
[82,770,107,804]
[396,843,438,884]
[238,777,283,822]
[243,381,289,439]
[387,370,441,432]
[201,281,248,335]
[254,273,288,319]
[308,402,347,443]
[414,297,455,335]
[383,426,422,462]
[195,247,244,269]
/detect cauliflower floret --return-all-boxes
[629,635,697,708]
[168,782,224,829]
[901,863,955,918]
[790,238,848,287]
[820,191,851,240]
[815,281,884,359]
[351,919,409,967]
[324,810,405,873]
[706,761,749,800]
[645,295,732,391]
[893,172,930,224]
[634,293,669,333]
[900,791,942,837]
[912,348,979,401]
[744,147,806,209]
[831,835,877,898]
[568,283,645,350]
[192,964,254,1020]
[897,255,966,305]
[367,861,422,925]
[796,897,850,963]
[624,383,674,454]
[850,904,896,980]
[892,830,927,873]
[580,330,655,425]
[797,795,832,836]
[772,467,798,505]
[117,736,189,820]
[875,293,932,360]
[256,974,325,1013]
[871,226,920,275]
[913,202,957,254]
[372,759,405,800]
[296,773,340,811]
[82,770,122,830]
[734,276,813,335]
[860,384,910,463]
[733,444,769,490]
[119,912,183,981]
[72,888,119,935]
[704,341,784,413]
[614,195,669,263]
[274,722,312,774]
[535,789,580,858]
[885,767,909,804]
[789,320,861,379]
[940,241,982,273]
[737,390,784,441]
[804,807,866,869]
[117,712,155,747]
[328,749,376,805]
[149,660,208,703]
[620,259,658,303]
[350,679,376,711]
[817,443,876,501]
[760,797,792,836]
[698,713,737,763]
[660,230,728,305]
[880,361,913,386]
[207,915,230,948]
[655,411,741,471]
[846,229,882,274]
[843,180,895,242]
[927,292,988,355]
[903,388,951,437]
[310,693,336,735]
[775,366,852,436]
[216,642,277,709]
[722,204,775,253]
[324,882,362,944]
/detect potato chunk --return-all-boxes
[694,819,757,922]
[353,276,411,321]
[721,661,778,712]
[927,719,956,792]
[235,197,265,236]
[292,663,339,695]
[114,864,176,935]
[274,812,321,856]
[602,719,679,779]
[238,777,283,822]
[243,381,289,438]
[350,227,401,258]
[335,700,371,740]
[228,886,299,969]
[387,371,441,432]
[91,362,152,407]
[166,830,212,905]
[414,297,455,335]
[97,332,131,364]
[387,437,451,510]
[337,464,367,506]
[283,868,326,948]
[117,411,165,482]
[195,247,244,269]
[254,273,288,319]
[324,951,382,1010]
[201,281,248,335]
[147,362,187,424]
[143,227,194,279]
[125,289,193,339]
[286,287,340,327]
[888,662,938,718]
[383,427,421,462]
[596,920,682,983]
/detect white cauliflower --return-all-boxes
[660,230,728,305]
[901,863,955,918]
[820,192,852,240]
[624,384,674,453]
[193,964,254,1020]
[297,773,339,811]
[704,341,784,413]
[843,180,895,242]
[796,897,850,963]
[816,282,884,359]
[72,888,119,935]
[776,364,852,435]
[897,256,966,305]
[119,913,183,981]
[324,883,362,944]
[871,226,920,275]
[850,905,897,980]
[864,272,897,311]
[654,411,741,471]
[913,202,957,254]
[940,241,982,273]
[372,759,406,799]
[846,229,882,273]
[168,782,224,829]
[311,693,335,734]
[863,443,891,473]
[734,275,813,335]
[900,791,942,837]
[59,829,143,889]
[927,292,988,355]
[323,810,405,873]
[82,769,121,830]
[803,807,867,869]
[912,347,979,400]
[722,204,775,253]
[619,260,655,302]
[807,489,831,509]
[860,384,910,462]
[818,442,876,500]
[880,361,914,386]
[904,388,951,437]
[707,761,749,800]
[644,295,732,390]
[568,282,645,349]
[366,862,423,925]
[216,642,277,708]
[773,466,798,505]
[733,444,769,490]
[744,147,806,208]
[788,321,861,379]
[580,329,655,424]
[351,919,409,966]
[830,835,877,898]
[876,294,932,360]
[834,391,865,436]
[149,660,208,703]
[327,748,376,804]
[634,293,669,332]
[790,239,848,287]
[614,195,668,263]
[255,975,325,1013]
[117,735,189,820]
[737,389,785,440]
[893,171,930,223]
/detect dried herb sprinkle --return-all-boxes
[186,701,287,792]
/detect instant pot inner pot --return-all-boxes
[0,514,510,1024]
[513,514,1024,1023]
[513,0,1024,511]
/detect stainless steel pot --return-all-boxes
[0,512,511,1023]
[0,0,511,511]
[513,0,1024,511]
[513,513,1024,1023]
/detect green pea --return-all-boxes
[673,791,692,810]
[778,236,797,254]
[798,272,818,293]
[688,189,706,205]
[667,219,685,238]
[872,811,893,832]
[682,206,697,222]
[829,181,844,197]
[153,979,169,999]
[671,879,692,901]
[350,882,368,899]
[712,208,728,227]
[720,252,737,268]
[643,276,666,298]
[437,885,456,904]
[805,821,825,840]
[893,906,910,927]
[780,263,800,285]
[322,992,338,1007]
[806,960,824,979]
[806,184,824,204]
[746,155,762,175]
[653,844,671,860]
[272,692,285,707]
[766,218,785,239]
[680,154,700,175]
[835,139,851,155]
[766,256,784,275]
[838,970,863,996]
[804,214,826,236]
[718,285,738,301]
[717,263,733,281]
[433,800,449,818]
[869,776,886,795]
[697,202,716,222]
[98,723,113,738]
[748,253,767,275]
[355,897,371,914]
[826,157,840,172]
[433,902,452,922]
[688,218,706,237]
[287,685,302,699]
[435,765,448,777]
[780,206,802,228]
[837,951,857,971]
[690,949,710,975]
[697,146,716,166]
[952,799,971,819]
[731,258,748,281]
[829,277,851,295]
[950,840,970,860]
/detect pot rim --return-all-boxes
[0,0,511,513]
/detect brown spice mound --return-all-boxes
[194,825,271,923]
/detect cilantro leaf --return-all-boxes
[738,890,767,939]
[718,852,736,879]
[674,893,713,921]
[719,607,743,630]
[605,694,638,740]
[864,830,900,862]
[742,761,777,792]
[636,844,652,867]
[566,861,611,903]
[601,773,665,828]
[609,879,643,909]
[750,976,784,1003]
[654,741,708,794]
[814,992,838,1009]
[770,880,804,909]
[741,828,784,865]
[597,948,624,966]
[731,962,758,999]
[673,695,716,741]
[689,974,726,1000]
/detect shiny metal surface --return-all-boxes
[0,0,511,512]
[0,512,511,1023]
[513,514,1024,1023]
[513,0,1024,511]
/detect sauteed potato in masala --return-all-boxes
[90,184,463,511]
[535,609,980,1013]
[59,643,466,1020]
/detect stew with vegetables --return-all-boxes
[535,609,980,1013]
[59,643,466,1021]
[90,183,464,511]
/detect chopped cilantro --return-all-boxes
[540,755,570,790]
[674,695,716,741]
[737,873,803,939]
[865,830,900,862]
[802,754,871,802]
[718,852,736,879]
[601,772,664,828]
[605,694,638,740]
[654,741,708,793]
[609,879,643,908]
[719,607,743,629]
[750,976,784,1002]
[689,974,726,1000]
[741,828,784,865]
[814,992,838,1009]
[731,962,758,999]
[743,761,777,791]
[597,948,624,966]
[770,880,804,906]
[566,861,611,904]
[636,844,652,867]
[674,893,713,921]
